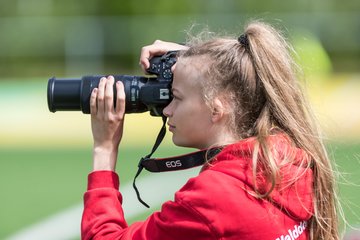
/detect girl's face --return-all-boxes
[163,58,220,149]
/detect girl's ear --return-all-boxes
[211,98,225,123]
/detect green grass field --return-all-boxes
[0,145,192,239]
[0,77,359,239]
[0,143,359,239]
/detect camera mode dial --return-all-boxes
[147,51,178,81]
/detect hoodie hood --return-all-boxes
[206,134,314,221]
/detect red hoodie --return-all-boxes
[82,134,313,240]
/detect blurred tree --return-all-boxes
[0,0,358,78]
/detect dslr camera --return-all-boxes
[47,51,178,116]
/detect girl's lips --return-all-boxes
[168,124,175,132]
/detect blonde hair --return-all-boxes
[179,21,339,240]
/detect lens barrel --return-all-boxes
[47,77,82,112]
[47,75,151,114]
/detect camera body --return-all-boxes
[47,51,178,116]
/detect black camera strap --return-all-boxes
[140,147,221,172]
[132,116,222,208]
[132,115,167,208]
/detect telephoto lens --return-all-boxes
[47,51,177,116]
[47,75,163,115]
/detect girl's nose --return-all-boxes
[162,102,172,117]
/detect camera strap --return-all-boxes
[132,116,222,208]
[132,115,167,208]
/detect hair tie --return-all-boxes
[238,34,249,48]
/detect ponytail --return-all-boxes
[244,21,339,240]
[180,21,340,240]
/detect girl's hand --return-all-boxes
[139,40,188,73]
[90,75,125,171]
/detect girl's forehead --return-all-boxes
[174,57,207,85]
[177,56,207,71]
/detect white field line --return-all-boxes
[6,168,199,240]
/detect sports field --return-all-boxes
[0,76,359,239]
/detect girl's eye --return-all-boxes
[172,94,181,100]
[170,89,182,100]
[171,92,179,100]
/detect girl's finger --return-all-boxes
[90,88,98,115]
[104,76,115,113]
[97,77,106,115]
[139,46,167,72]
[115,81,125,117]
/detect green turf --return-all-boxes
[0,144,189,239]
[0,142,359,239]
[327,142,360,226]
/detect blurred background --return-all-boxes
[0,0,359,239]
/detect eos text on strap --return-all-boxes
[132,115,222,208]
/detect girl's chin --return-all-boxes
[172,136,190,148]
[172,136,202,149]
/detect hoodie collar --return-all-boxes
[205,134,314,220]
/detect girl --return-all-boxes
[82,21,339,240]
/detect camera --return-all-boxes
[47,51,178,116]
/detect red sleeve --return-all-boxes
[81,171,217,240]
